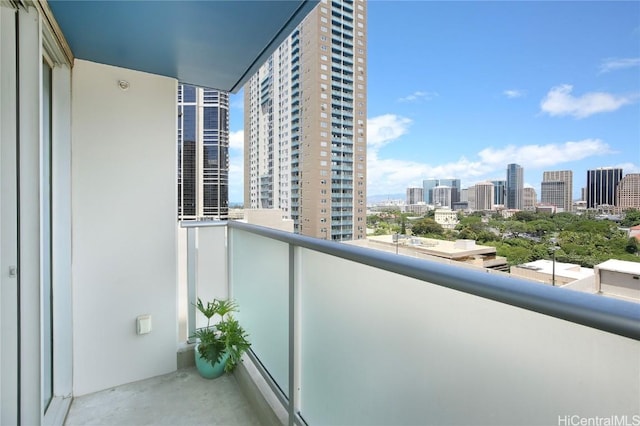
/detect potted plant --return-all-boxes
[192,298,251,379]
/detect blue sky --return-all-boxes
[228,1,640,203]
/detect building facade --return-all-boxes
[506,163,523,210]
[586,167,623,209]
[422,178,438,205]
[540,181,565,212]
[492,180,506,206]
[178,84,229,220]
[474,181,494,211]
[523,187,537,211]
[433,185,452,208]
[617,173,640,211]
[406,187,424,205]
[439,178,461,204]
[244,0,367,241]
[542,170,572,212]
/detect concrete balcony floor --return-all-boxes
[64,367,262,425]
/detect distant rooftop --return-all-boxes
[368,235,496,259]
[514,259,594,281]
[596,259,640,275]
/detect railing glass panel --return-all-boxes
[297,248,640,425]
[229,228,290,396]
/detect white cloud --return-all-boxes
[503,89,525,99]
[397,91,438,103]
[477,139,613,168]
[540,84,636,119]
[599,57,640,73]
[229,130,244,151]
[367,136,614,196]
[614,162,640,174]
[367,114,412,150]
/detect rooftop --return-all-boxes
[596,259,640,275]
[513,260,594,281]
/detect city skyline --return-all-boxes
[228,1,639,203]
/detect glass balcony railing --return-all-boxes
[182,221,640,425]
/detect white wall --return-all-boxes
[71,60,177,395]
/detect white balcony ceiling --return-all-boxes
[47,0,318,92]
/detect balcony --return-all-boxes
[5,2,640,425]
[170,221,640,425]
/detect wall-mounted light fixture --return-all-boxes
[118,80,130,91]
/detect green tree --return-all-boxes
[625,237,639,254]
[412,218,444,236]
[621,209,640,227]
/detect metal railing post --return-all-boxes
[187,227,197,342]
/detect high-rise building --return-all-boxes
[178,84,229,220]
[541,181,565,212]
[433,185,452,208]
[406,187,424,205]
[474,182,494,211]
[523,187,537,211]
[586,168,623,209]
[492,180,506,206]
[617,173,640,211]
[422,179,438,205]
[439,178,461,204]
[244,0,367,241]
[506,163,523,210]
[542,170,573,212]
[467,185,476,211]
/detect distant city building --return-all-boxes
[433,185,452,208]
[460,188,468,203]
[452,201,468,211]
[542,170,573,212]
[351,236,508,271]
[506,163,523,210]
[541,181,566,212]
[492,180,506,206]
[405,204,431,215]
[177,84,229,220]
[434,209,459,230]
[474,181,494,211]
[467,185,476,211]
[439,178,461,204]
[586,167,623,209]
[422,179,438,204]
[536,203,557,214]
[617,173,640,211]
[523,187,537,211]
[406,187,424,205]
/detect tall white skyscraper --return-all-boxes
[244,0,367,241]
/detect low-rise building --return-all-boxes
[348,236,509,271]
[434,209,459,230]
[513,259,640,303]
[511,260,593,286]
